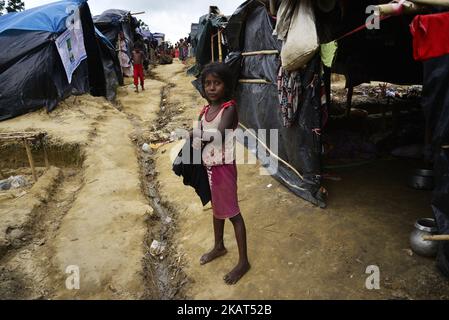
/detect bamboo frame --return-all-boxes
[409,0,449,6]
[376,1,426,15]
[218,29,223,62]
[269,0,276,16]
[0,131,49,181]
[239,79,271,84]
[242,50,279,56]
[423,234,449,241]
[24,140,37,182]
[211,33,215,62]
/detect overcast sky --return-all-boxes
[24,0,244,43]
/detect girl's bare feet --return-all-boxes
[200,246,227,265]
[224,262,250,285]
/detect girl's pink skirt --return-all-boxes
[206,163,240,220]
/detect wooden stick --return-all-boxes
[43,144,49,169]
[375,1,426,15]
[242,50,279,56]
[409,0,449,7]
[218,29,223,63]
[422,235,449,241]
[24,140,37,182]
[211,34,215,62]
[269,0,276,16]
[130,11,145,15]
[239,79,271,84]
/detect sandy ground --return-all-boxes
[153,61,449,300]
[1,59,448,299]
[0,86,154,299]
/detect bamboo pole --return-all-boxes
[43,145,49,169]
[218,29,223,63]
[211,34,215,62]
[24,140,37,182]
[423,235,449,241]
[409,0,449,7]
[269,0,276,15]
[242,50,279,56]
[376,1,426,15]
[239,79,271,84]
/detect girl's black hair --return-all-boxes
[200,62,235,101]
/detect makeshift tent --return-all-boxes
[93,9,138,51]
[319,0,449,275]
[187,8,228,77]
[190,23,199,54]
[0,0,121,121]
[327,0,423,88]
[153,32,165,46]
[191,0,326,207]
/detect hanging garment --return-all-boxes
[277,66,302,127]
[410,12,449,61]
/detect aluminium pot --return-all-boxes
[410,218,439,257]
[408,169,434,190]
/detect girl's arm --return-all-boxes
[217,105,237,142]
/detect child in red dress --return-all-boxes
[192,62,250,285]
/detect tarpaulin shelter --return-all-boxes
[93,9,138,51]
[226,0,326,207]
[191,0,449,274]
[187,8,229,77]
[317,0,449,276]
[0,0,121,121]
[421,52,449,277]
[325,0,423,88]
[153,32,165,46]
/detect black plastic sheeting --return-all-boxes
[193,0,326,207]
[0,32,90,121]
[94,9,138,57]
[421,53,449,277]
[0,2,121,121]
[188,12,228,77]
[332,0,422,87]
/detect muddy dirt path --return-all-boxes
[2,60,448,300]
[152,61,449,299]
[0,61,194,300]
[0,81,160,298]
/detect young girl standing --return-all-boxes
[192,62,250,285]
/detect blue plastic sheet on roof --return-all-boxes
[95,27,114,49]
[0,0,86,35]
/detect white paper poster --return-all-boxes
[55,10,87,84]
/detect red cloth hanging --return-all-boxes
[410,12,449,61]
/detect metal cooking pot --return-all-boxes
[408,169,434,190]
[410,218,439,257]
[415,169,434,177]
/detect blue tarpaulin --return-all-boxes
[0,0,86,35]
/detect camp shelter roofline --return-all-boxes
[0,0,122,121]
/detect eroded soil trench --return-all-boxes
[0,62,194,299]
